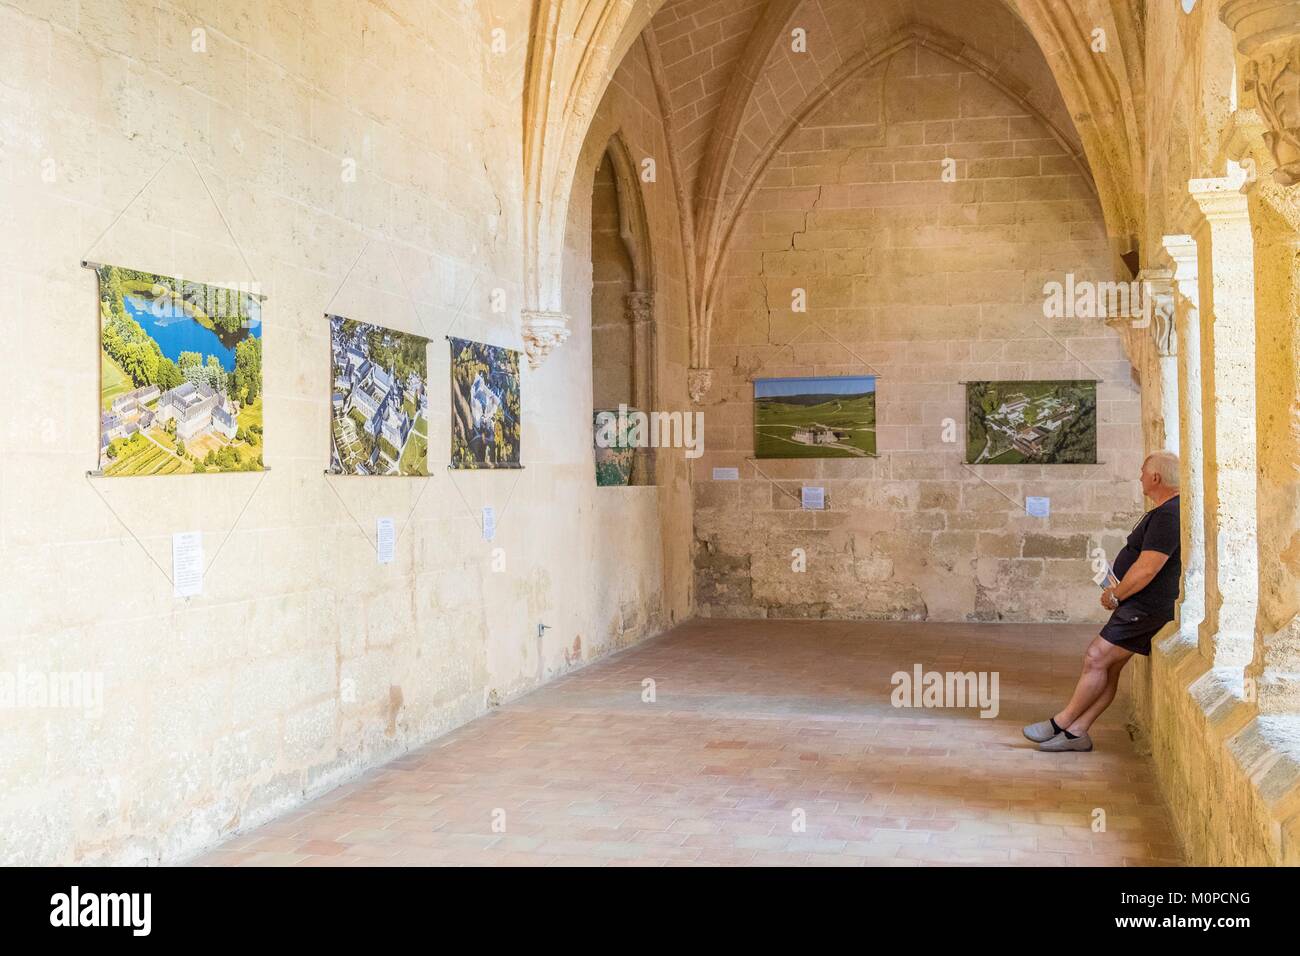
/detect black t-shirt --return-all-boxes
[1112,495,1181,614]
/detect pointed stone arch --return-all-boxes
[588,131,660,484]
[1009,0,1146,243]
[692,26,1100,378]
[521,0,1149,382]
[601,131,656,295]
[520,0,668,367]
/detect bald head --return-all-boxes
[1144,450,1180,488]
[1141,450,1180,503]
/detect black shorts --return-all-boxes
[1099,603,1174,656]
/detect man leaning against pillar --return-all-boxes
[1023,451,1183,752]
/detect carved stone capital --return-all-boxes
[1223,107,1272,171]
[624,291,654,325]
[1161,235,1201,320]
[520,309,570,369]
[1188,167,1252,224]
[687,367,713,404]
[1221,1,1300,185]
[1222,0,1300,55]
[1153,296,1178,357]
[1161,234,1199,279]
[1136,269,1177,357]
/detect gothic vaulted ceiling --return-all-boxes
[524,0,1146,365]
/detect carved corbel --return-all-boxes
[1137,269,1177,357]
[520,309,571,369]
[687,367,713,404]
[1152,295,1177,357]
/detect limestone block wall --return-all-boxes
[692,45,1145,623]
[0,0,690,865]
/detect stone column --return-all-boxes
[1187,170,1258,670]
[1137,268,1179,452]
[1221,0,1300,711]
[1243,189,1300,711]
[1154,303,1178,455]
[1161,235,1206,639]
[625,291,655,486]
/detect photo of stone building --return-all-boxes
[966,380,1098,464]
[93,262,264,474]
[155,382,239,442]
[329,314,429,476]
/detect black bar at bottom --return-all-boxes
[0,865,1278,941]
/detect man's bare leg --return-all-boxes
[1067,654,1133,734]
[1053,636,1134,731]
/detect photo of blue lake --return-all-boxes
[123,294,261,372]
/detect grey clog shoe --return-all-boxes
[1022,719,1058,743]
[1039,731,1093,752]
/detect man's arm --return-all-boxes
[1103,508,1178,610]
[1109,550,1169,602]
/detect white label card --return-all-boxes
[801,486,825,510]
[377,517,395,564]
[1025,496,1050,518]
[172,531,204,598]
[712,467,740,481]
[483,506,496,541]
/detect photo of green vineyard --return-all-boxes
[754,376,876,459]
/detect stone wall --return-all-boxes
[0,0,690,865]
[692,44,1145,623]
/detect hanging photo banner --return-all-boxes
[965,380,1098,464]
[90,262,265,475]
[449,336,522,469]
[328,315,430,476]
[753,375,877,459]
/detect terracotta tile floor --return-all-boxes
[193,619,1183,867]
